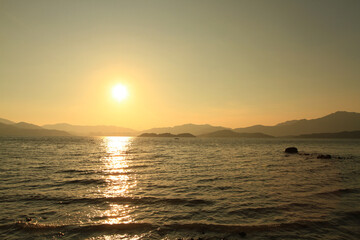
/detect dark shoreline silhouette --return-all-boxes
[138,133,195,138]
[291,130,360,139]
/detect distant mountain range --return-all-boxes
[141,123,228,136]
[0,121,136,137]
[1,111,360,138]
[141,111,360,137]
[234,111,360,137]
[42,123,137,136]
[199,130,274,138]
[0,117,15,125]
[0,122,70,137]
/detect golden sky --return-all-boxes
[0,0,359,130]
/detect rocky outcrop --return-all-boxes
[285,147,298,154]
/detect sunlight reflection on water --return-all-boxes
[101,137,135,224]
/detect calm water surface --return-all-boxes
[0,137,359,239]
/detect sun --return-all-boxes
[112,84,128,102]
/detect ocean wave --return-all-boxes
[0,194,213,206]
[196,177,224,183]
[227,202,317,216]
[338,210,360,221]
[56,169,90,174]
[94,196,213,206]
[56,169,134,176]
[2,211,360,240]
[152,154,173,159]
[60,178,107,185]
[1,219,335,234]
[161,220,333,233]
[0,222,154,232]
[312,188,360,197]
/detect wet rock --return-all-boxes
[239,232,247,237]
[25,217,32,222]
[285,147,298,154]
[317,154,332,159]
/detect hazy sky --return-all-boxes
[1,0,359,130]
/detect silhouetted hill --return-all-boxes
[43,123,138,136]
[0,123,71,136]
[0,117,15,125]
[13,122,43,129]
[199,129,274,138]
[176,133,196,138]
[292,130,360,139]
[234,111,360,137]
[138,132,195,138]
[142,124,228,136]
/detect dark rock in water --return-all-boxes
[317,154,332,159]
[285,147,298,154]
[25,217,32,222]
[239,232,247,237]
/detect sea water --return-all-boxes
[0,136,359,239]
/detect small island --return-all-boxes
[138,132,196,138]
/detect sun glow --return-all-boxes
[112,84,128,102]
